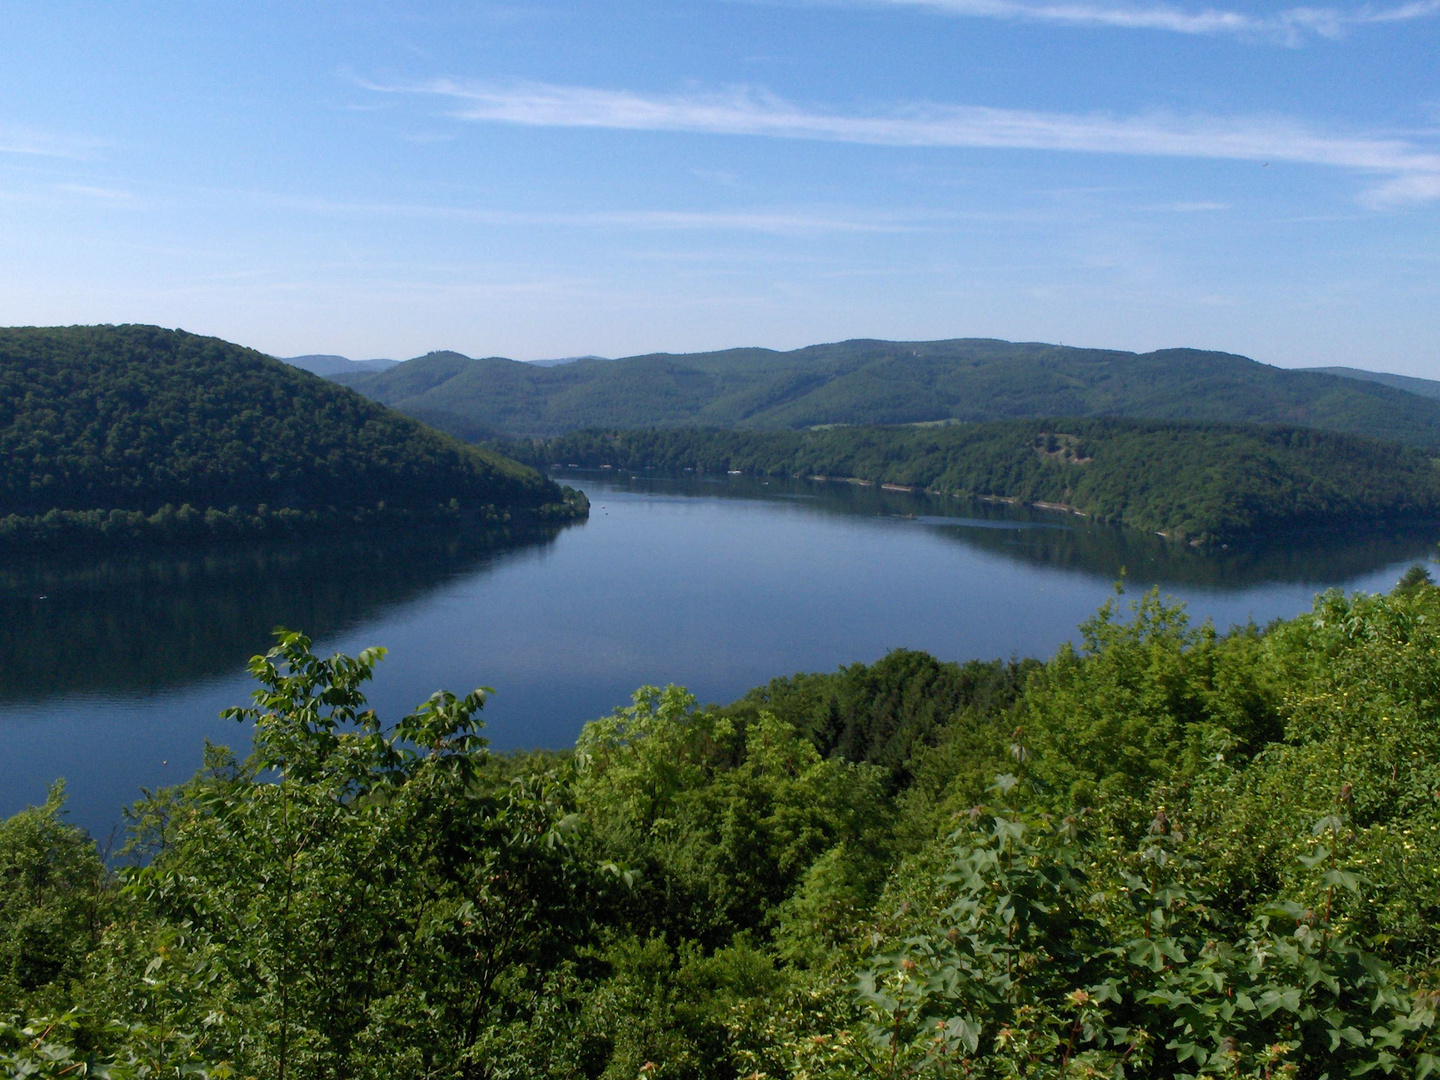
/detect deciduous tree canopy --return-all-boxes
[0,325,584,546]
[9,574,1440,1077]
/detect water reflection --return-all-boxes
[942,518,1438,589]
[583,470,1438,590]
[5,472,1433,837]
[0,524,569,704]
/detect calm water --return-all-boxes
[3,470,1435,839]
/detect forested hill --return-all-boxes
[0,325,583,546]
[501,419,1440,544]
[1303,365,1440,400]
[332,337,1440,449]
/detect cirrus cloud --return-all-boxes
[842,0,1440,43]
[0,122,105,160]
[367,78,1440,205]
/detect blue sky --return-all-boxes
[1,1,1437,372]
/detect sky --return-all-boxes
[0,1,1437,372]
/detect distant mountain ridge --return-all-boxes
[282,353,400,377]
[526,354,612,367]
[286,351,611,373]
[1302,366,1440,401]
[325,337,1440,451]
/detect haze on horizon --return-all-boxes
[0,1,1436,375]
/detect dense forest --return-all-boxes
[330,337,1440,449]
[0,325,584,547]
[496,419,1440,544]
[7,572,1440,1077]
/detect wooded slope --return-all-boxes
[332,338,1440,448]
[1304,364,1440,400]
[503,419,1440,543]
[0,325,580,543]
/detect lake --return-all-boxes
[3,470,1435,840]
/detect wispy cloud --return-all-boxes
[834,0,1440,42]
[255,191,925,234]
[56,183,133,202]
[1362,172,1440,207]
[0,122,104,159]
[368,79,1440,204]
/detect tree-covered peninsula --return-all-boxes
[499,419,1440,544]
[0,325,585,547]
[8,576,1440,1077]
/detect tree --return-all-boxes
[0,784,107,1006]
[1395,562,1434,595]
[115,631,596,1079]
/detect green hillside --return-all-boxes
[333,338,1440,449]
[1303,365,1440,400]
[0,325,584,546]
[503,419,1440,543]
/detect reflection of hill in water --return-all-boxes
[580,471,1437,590]
[0,525,568,703]
[940,517,1436,590]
